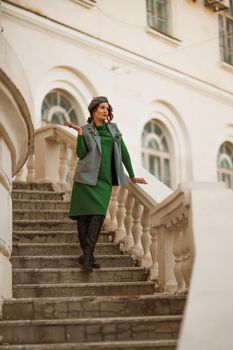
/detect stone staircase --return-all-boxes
[0,182,186,349]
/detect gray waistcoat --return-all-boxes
[73,121,127,186]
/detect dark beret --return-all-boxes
[88,96,109,113]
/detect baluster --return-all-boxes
[105,186,119,232]
[130,200,143,261]
[186,214,195,287]
[115,186,127,242]
[122,192,135,252]
[140,207,152,267]
[26,151,35,182]
[157,225,166,292]
[58,142,68,192]
[149,227,159,281]
[173,224,185,294]
[104,206,111,231]
[164,225,176,293]
[181,218,191,293]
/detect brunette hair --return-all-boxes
[87,103,114,124]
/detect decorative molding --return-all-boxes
[71,0,96,9]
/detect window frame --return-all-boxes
[219,1,233,66]
[146,0,171,36]
[217,142,233,189]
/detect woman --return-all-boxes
[64,96,146,272]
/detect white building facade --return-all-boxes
[1,0,233,190]
[1,1,233,348]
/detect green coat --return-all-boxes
[69,123,134,218]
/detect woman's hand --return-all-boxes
[64,121,82,135]
[130,177,147,184]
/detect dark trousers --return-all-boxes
[77,215,105,268]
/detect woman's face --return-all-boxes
[93,102,109,123]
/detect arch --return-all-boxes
[141,100,193,188]
[34,65,99,129]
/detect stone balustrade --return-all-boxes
[106,181,193,294]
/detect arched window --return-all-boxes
[141,120,171,187]
[217,142,233,189]
[41,91,79,125]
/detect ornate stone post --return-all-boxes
[105,186,119,232]
[115,186,127,242]
[121,192,135,252]
[173,224,185,293]
[140,207,152,267]
[130,200,143,260]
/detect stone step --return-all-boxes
[11,255,135,269]
[12,243,120,256]
[13,210,69,220]
[0,339,177,349]
[13,231,114,243]
[12,190,64,201]
[2,295,186,320]
[12,267,146,284]
[13,220,77,232]
[12,281,155,298]
[0,315,181,344]
[13,199,70,210]
[13,182,55,191]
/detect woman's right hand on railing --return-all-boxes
[64,121,82,135]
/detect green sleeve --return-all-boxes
[120,138,135,178]
[76,135,88,159]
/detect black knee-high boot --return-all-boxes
[82,215,105,271]
[76,215,91,252]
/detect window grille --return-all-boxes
[146,0,170,35]
[41,91,79,125]
[217,142,233,189]
[219,0,233,65]
[141,120,171,187]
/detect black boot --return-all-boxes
[82,215,105,271]
[77,255,100,269]
[92,259,100,269]
[76,215,91,251]
[76,216,92,271]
